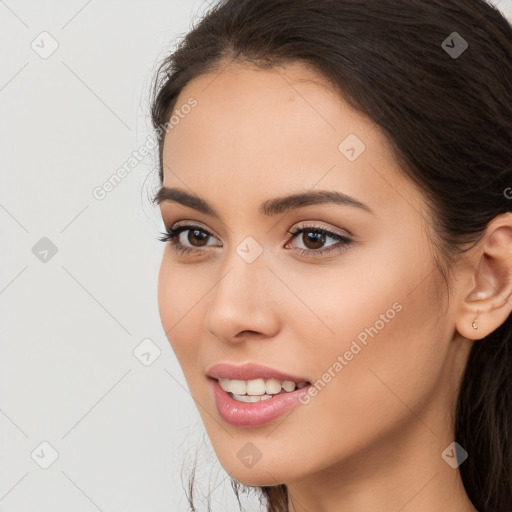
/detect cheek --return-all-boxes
[157,256,177,338]
[290,240,440,390]
[294,260,445,451]
[157,255,202,362]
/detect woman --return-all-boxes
[150,0,512,510]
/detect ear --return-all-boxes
[455,212,512,340]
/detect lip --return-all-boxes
[209,378,311,428]
[206,362,310,383]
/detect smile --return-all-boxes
[209,378,311,427]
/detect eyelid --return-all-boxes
[170,220,222,242]
[284,223,352,255]
[286,220,351,238]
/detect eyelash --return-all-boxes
[158,222,352,258]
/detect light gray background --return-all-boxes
[1,1,511,511]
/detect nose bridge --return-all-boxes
[211,243,267,311]
[219,229,270,290]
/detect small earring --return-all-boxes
[472,308,479,330]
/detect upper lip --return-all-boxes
[206,362,310,383]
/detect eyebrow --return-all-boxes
[152,186,374,218]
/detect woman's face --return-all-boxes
[156,60,465,486]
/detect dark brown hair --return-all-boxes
[149,1,512,510]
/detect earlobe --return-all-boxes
[455,213,512,341]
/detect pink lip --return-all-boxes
[206,362,310,383]
[209,378,310,428]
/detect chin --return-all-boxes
[227,467,287,488]
[213,449,300,487]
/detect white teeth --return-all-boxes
[282,380,297,392]
[231,393,273,402]
[229,379,247,395]
[265,378,282,395]
[219,378,231,392]
[246,378,266,395]
[217,377,309,397]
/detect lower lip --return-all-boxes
[209,378,311,428]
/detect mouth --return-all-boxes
[210,376,311,403]
[208,377,312,427]
[205,362,313,426]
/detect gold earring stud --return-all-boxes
[472,308,479,330]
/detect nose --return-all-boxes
[204,253,280,343]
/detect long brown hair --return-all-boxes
[149,1,512,510]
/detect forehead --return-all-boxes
[161,60,424,222]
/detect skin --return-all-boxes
[156,59,512,512]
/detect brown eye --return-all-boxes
[300,230,326,250]
[285,224,352,258]
[157,224,219,255]
[185,228,210,247]
[157,222,353,259]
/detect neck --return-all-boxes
[285,421,478,512]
